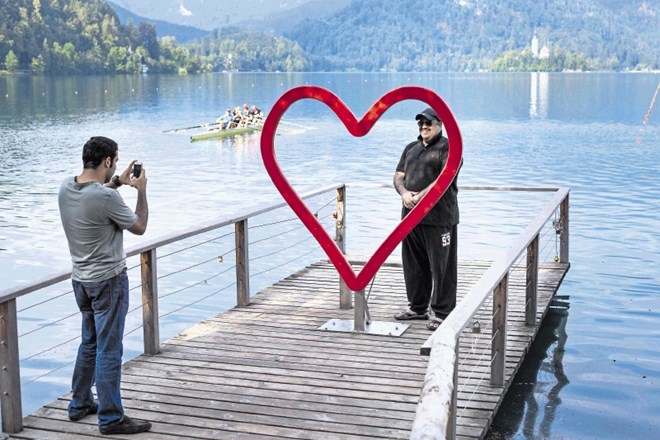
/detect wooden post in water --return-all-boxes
[236,219,250,307]
[560,194,570,263]
[491,274,508,387]
[525,234,539,326]
[0,299,22,433]
[336,186,351,310]
[141,249,160,355]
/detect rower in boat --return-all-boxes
[216,108,233,130]
[249,105,264,124]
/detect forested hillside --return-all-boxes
[185,27,308,72]
[0,0,308,74]
[285,0,660,71]
[0,0,160,73]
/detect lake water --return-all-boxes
[1,72,659,439]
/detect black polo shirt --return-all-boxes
[396,134,459,226]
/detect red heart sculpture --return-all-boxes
[261,86,463,292]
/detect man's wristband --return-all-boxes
[111,175,122,187]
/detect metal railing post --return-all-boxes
[560,194,570,263]
[236,219,250,307]
[0,299,23,433]
[336,185,352,310]
[141,249,160,355]
[525,234,539,326]
[353,289,367,331]
[491,274,508,387]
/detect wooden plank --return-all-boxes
[41,398,410,439]
[116,381,417,421]
[117,376,418,416]
[25,404,309,439]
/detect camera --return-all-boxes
[133,161,142,178]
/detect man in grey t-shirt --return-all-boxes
[58,136,151,435]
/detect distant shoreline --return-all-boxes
[1,69,659,77]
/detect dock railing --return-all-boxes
[0,184,569,436]
[410,186,570,440]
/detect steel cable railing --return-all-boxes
[16,194,336,366]
[457,203,558,423]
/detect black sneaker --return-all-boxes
[99,416,152,435]
[68,402,98,421]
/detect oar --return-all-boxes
[163,122,219,133]
[279,120,309,130]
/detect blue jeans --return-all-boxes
[68,269,128,426]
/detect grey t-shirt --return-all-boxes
[58,176,138,282]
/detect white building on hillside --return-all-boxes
[539,45,551,59]
[531,34,551,59]
[531,34,540,58]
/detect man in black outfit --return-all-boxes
[393,108,460,331]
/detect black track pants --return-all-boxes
[401,224,457,319]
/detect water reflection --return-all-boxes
[529,72,549,119]
[486,295,570,440]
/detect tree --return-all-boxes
[4,49,18,71]
[138,23,159,59]
[106,46,129,72]
[30,54,45,72]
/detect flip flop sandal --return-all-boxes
[394,309,429,320]
[427,318,444,331]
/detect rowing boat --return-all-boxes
[190,123,263,142]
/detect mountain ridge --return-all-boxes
[106,0,659,71]
[108,1,209,42]
[284,0,659,71]
[106,0,342,31]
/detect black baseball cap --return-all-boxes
[415,107,441,123]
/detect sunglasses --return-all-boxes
[417,119,435,128]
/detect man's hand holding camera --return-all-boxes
[129,161,147,191]
[115,160,147,189]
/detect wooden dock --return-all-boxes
[8,258,568,440]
